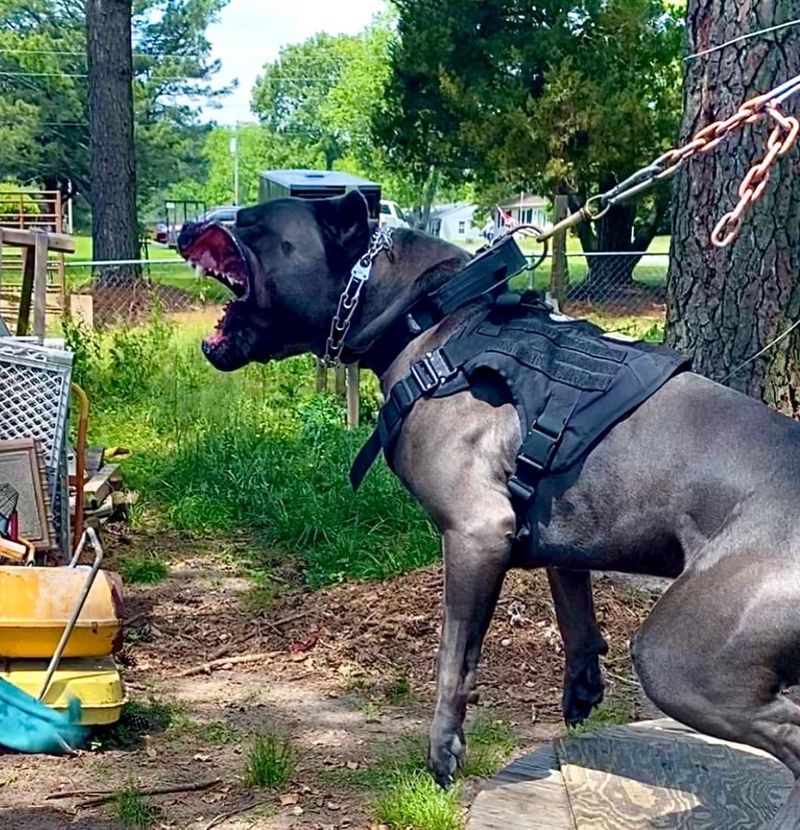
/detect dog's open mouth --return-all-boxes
[178,222,252,365]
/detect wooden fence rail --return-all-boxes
[0,228,75,336]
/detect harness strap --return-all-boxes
[350,347,459,490]
[356,236,528,374]
[507,385,581,505]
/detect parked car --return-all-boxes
[153,222,168,245]
[168,205,238,248]
[379,200,410,230]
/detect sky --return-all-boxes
[203,0,385,125]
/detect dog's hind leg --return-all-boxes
[547,568,608,725]
[427,503,515,787]
[631,554,800,829]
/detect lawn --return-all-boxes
[67,234,181,262]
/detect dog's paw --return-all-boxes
[428,726,465,788]
[563,656,605,726]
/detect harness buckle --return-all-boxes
[410,350,455,394]
[410,356,440,393]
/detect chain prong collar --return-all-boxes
[323,226,394,367]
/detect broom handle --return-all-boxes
[38,528,104,701]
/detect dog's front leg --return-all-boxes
[547,568,607,725]
[428,516,514,786]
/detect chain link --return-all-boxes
[711,106,800,247]
[536,77,800,249]
[323,227,394,367]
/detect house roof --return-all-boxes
[497,193,548,210]
[429,201,477,219]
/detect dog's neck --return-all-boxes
[342,228,469,376]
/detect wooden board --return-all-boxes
[468,743,574,830]
[467,719,793,830]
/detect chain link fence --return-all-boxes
[58,247,668,332]
[64,257,228,329]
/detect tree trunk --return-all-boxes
[569,197,665,303]
[86,0,140,285]
[419,166,440,231]
[666,1,800,414]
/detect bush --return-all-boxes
[0,182,41,222]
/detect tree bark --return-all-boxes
[86,0,140,285]
[666,1,800,414]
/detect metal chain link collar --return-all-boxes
[323,226,394,367]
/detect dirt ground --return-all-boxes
[0,529,662,830]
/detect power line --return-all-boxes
[685,17,800,61]
[0,70,338,82]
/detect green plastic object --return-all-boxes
[0,677,87,753]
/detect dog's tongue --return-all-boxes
[205,332,227,348]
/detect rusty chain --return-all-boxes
[711,105,800,246]
[535,74,800,249]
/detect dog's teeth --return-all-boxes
[194,264,205,279]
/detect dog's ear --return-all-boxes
[315,190,371,276]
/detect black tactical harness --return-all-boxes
[349,237,689,520]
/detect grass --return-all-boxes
[375,772,464,830]
[460,718,517,777]
[114,782,160,829]
[386,673,415,705]
[73,316,439,587]
[322,718,515,796]
[240,571,279,614]
[244,732,295,789]
[118,553,168,585]
[567,696,635,736]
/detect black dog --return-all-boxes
[180,192,800,829]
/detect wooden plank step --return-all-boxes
[468,719,796,830]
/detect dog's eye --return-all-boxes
[281,240,293,256]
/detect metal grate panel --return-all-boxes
[0,340,72,555]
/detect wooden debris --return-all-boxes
[49,778,223,808]
[176,651,282,678]
[83,464,122,510]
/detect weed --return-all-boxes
[97,699,181,750]
[83,321,439,586]
[374,771,464,830]
[244,732,295,789]
[114,782,160,829]
[118,553,168,585]
[241,571,278,614]
[362,702,383,722]
[197,720,240,745]
[385,673,415,705]
[461,718,516,778]
[567,696,633,736]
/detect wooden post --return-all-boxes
[16,245,35,336]
[334,364,346,397]
[346,364,360,429]
[32,231,49,338]
[70,294,95,329]
[315,358,328,392]
[549,195,569,309]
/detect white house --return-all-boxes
[425,202,480,242]
[496,193,552,232]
